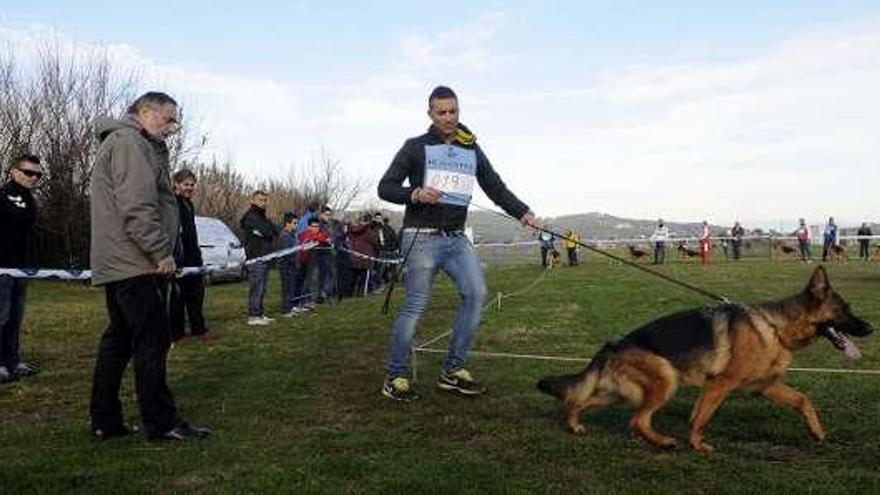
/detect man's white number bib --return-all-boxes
[424,144,476,207]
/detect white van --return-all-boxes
[195,216,246,283]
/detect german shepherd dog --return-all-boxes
[549,249,562,267]
[676,242,700,259]
[627,245,649,261]
[537,266,872,452]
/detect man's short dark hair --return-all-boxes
[252,190,268,198]
[172,168,196,184]
[127,92,178,115]
[321,205,333,214]
[12,154,41,169]
[307,217,320,226]
[429,86,457,105]
[283,212,298,225]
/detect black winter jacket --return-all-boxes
[0,181,37,268]
[378,124,529,230]
[175,195,203,267]
[240,205,278,259]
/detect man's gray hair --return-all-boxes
[127,91,178,115]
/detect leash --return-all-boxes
[464,199,732,304]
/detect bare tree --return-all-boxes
[190,157,250,229]
[296,147,364,212]
[190,148,365,235]
[0,47,137,267]
[0,44,203,268]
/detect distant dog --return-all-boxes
[828,244,847,262]
[549,249,562,267]
[537,266,872,452]
[627,245,649,261]
[773,241,798,259]
[676,242,699,258]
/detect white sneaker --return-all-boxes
[14,362,38,377]
[0,366,16,383]
[261,315,275,323]
[292,307,307,314]
[281,310,296,318]
[247,316,269,326]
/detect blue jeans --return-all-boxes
[0,276,28,369]
[280,261,299,313]
[247,261,270,317]
[386,231,487,378]
[799,241,812,261]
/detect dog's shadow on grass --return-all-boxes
[527,390,836,463]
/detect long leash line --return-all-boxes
[464,198,732,304]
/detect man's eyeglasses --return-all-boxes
[19,169,43,179]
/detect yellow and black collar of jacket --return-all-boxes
[454,124,476,146]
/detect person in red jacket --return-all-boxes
[348,214,380,296]
[297,217,331,307]
[699,220,711,266]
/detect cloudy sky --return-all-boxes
[2,1,879,229]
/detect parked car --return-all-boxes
[195,216,246,283]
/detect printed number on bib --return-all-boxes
[424,144,477,207]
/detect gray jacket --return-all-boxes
[90,117,179,286]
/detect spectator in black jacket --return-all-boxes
[375,214,400,287]
[240,190,278,326]
[169,169,215,342]
[857,222,872,261]
[0,154,41,384]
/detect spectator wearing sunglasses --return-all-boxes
[0,154,42,384]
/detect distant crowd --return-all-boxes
[533,217,875,268]
[236,189,401,327]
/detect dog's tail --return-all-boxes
[536,344,612,400]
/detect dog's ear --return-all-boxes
[807,265,831,300]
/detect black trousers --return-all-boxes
[170,274,206,341]
[90,275,180,437]
[566,247,578,266]
[540,246,550,267]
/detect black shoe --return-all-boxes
[437,368,485,396]
[381,377,420,402]
[92,423,139,441]
[13,362,39,378]
[150,422,212,441]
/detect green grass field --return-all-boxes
[1,258,879,493]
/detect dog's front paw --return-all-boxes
[568,424,586,435]
[811,429,827,443]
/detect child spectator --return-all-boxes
[280,213,302,317]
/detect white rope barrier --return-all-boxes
[0,241,318,281]
[334,246,403,265]
[472,235,880,248]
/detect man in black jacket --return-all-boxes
[170,169,214,342]
[240,190,278,326]
[0,154,41,384]
[378,86,537,401]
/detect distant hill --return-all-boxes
[378,209,876,243]
[467,211,723,243]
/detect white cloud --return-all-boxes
[396,12,510,73]
[480,18,880,227]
